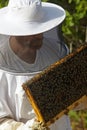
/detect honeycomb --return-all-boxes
[23,45,87,126]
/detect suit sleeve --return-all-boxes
[0,117,34,130]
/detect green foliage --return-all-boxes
[42,0,48,2]
[0,0,8,8]
[69,110,87,130]
[69,110,80,122]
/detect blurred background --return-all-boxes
[0,0,87,129]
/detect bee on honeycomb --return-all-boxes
[23,45,87,126]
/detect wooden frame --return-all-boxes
[22,45,87,126]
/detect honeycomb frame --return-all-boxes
[23,45,87,126]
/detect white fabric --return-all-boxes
[8,0,41,7]
[8,0,44,22]
[0,0,65,35]
[0,37,72,130]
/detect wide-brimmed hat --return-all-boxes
[0,0,66,36]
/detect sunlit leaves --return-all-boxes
[0,0,8,8]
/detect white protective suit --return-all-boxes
[0,29,73,130]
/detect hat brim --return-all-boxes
[0,2,66,36]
